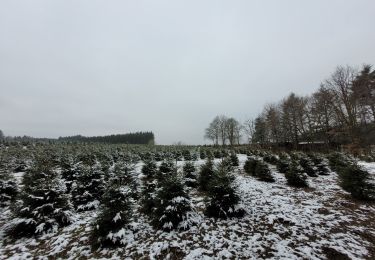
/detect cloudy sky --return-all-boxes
[1,0,375,144]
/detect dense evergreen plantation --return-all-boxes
[0,142,374,259]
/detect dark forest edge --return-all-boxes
[0,131,155,145]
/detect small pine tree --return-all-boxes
[244,157,258,175]
[141,160,158,179]
[200,150,207,160]
[299,157,318,177]
[285,161,308,188]
[183,161,197,188]
[254,161,275,182]
[205,163,244,218]
[71,162,106,211]
[183,150,192,161]
[339,163,375,200]
[91,184,133,248]
[276,158,290,174]
[229,153,239,167]
[157,159,176,181]
[198,159,214,192]
[152,175,191,231]
[140,179,157,215]
[309,154,330,175]
[112,160,138,199]
[7,157,72,238]
[0,167,18,207]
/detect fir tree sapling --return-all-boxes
[285,161,308,188]
[205,162,245,218]
[198,159,214,192]
[299,156,318,177]
[230,152,239,167]
[141,160,158,180]
[7,158,72,238]
[112,160,138,199]
[339,163,375,200]
[254,161,275,182]
[183,161,197,188]
[152,175,191,231]
[91,184,133,248]
[0,161,18,206]
[71,162,106,211]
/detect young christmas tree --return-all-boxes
[183,161,197,188]
[198,159,215,192]
[200,150,207,160]
[285,161,308,188]
[157,159,176,181]
[111,160,138,199]
[339,163,375,200]
[183,150,192,161]
[141,160,158,180]
[7,157,73,238]
[140,179,158,215]
[309,154,330,175]
[229,152,239,167]
[299,156,318,177]
[244,157,258,176]
[254,161,275,182]
[205,162,245,218]
[60,155,78,193]
[91,183,133,248]
[276,155,291,174]
[151,175,191,231]
[0,160,18,207]
[71,162,106,211]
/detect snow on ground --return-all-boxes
[0,155,374,259]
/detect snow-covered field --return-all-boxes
[1,155,374,259]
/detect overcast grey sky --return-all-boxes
[1,0,375,144]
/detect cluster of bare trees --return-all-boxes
[204,115,242,146]
[251,65,375,147]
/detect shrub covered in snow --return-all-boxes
[71,162,106,211]
[285,161,308,188]
[183,161,197,188]
[338,163,375,201]
[141,160,158,179]
[198,159,215,192]
[298,156,318,177]
[91,184,133,248]
[7,157,72,238]
[244,158,274,182]
[229,152,239,167]
[111,160,138,199]
[151,175,191,231]
[244,157,258,176]
[309,154,330,175]
[0,161,18,206]
[205,162,245,218]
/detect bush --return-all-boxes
[339,163,375,200]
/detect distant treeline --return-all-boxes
[58,132,155,144]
